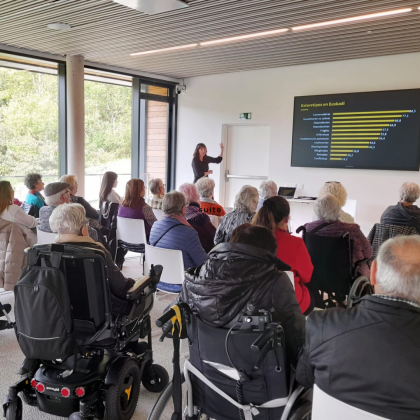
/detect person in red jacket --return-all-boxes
[252,196,314,315]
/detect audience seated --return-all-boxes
[24,173,46,209]
[179,183,216,253]
[117,179,156,240]
[149,191,208,293]
[0,181,37,230]
[0,218,28,291]
[99,171,122,208]
[256,180,278,211]
[196,177,226,217]
[214,185,258,244]
[0,181,37,246]
[38,182,71,233]
[304,194,372,278]
[297,235,420,419]
[318,181,354,223]
[60,174,99,220]
[178,224,305,364]
[380,182,420,234]
[253,196,314,315]
[50,203,135,313]
[147,178,165,210]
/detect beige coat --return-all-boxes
[0,218,28,291]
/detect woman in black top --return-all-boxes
[191,143,224,183]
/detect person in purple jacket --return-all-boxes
[117,179,156,240]
[149,191,209,293]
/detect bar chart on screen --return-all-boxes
[329,109,416,162]
[291,89,420,171]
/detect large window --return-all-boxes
[0,54,58,200]
[84,70,132,205]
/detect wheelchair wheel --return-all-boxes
[5,396,23,420]
[288,399,312,420]
[105,359,141,420]
[142,364,169,393]
[147,375,186,420]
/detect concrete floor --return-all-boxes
[0,255,187,420]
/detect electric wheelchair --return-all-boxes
[297,225,374,309]
[3,243,168,420]
[148,303,312,420]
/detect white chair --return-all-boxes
[285,271,295,290]
[152,208,163,221]
[312,385,389,420]
[342,198,357,221]
[36,228,57,245]
[115,217,147,267]
[144,244,185,294]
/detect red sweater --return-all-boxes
[275,229,314,314]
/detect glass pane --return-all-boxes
[141,84,168,96]
[84,80,132,208]
[0,66,58,201]
[145,100,168,197]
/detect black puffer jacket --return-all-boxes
[179,242,306,363]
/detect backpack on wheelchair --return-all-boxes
[3,243,169,420]
[148,303,312,420]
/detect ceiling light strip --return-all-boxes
[130,43,198,56]
[292,8,412,31]
[200,28,288,46]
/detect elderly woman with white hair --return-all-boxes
[380,182,420,233]
[257,180,278,211]
[146,178,165,210]
[196,177,226,217]
[304,194,372,278]
[59,174,99,220]
[149,191,209,293]
[50,203,134,312]
[179,183,216,252]
[318,181,354,223]
[214,185,259,245]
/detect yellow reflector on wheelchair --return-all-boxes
[170,305,183,337]
[125,385,132,400]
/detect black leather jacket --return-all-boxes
[297,296,420,420]
[179,242,306,363]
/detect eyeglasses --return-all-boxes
[325,181,341,184]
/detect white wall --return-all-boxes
[176,52,420,234]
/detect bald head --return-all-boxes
[375,236,420,302]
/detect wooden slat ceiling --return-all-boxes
[0,0,419,79]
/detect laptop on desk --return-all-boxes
[278,187,296,199]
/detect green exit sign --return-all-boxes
[240,112,252,120]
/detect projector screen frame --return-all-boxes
[290,88,420,172]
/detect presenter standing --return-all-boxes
[192,143,224,183]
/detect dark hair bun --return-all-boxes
[263,198,276,211]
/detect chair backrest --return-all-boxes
[367,223,418,259]
[21,202,39,218]
[36,227,57,245]
[144,244,184,285]
[99,201,119,229]
[312,385,388,420]
[187,315,289,420]
[285,271,295,289]
[303,229,353,294]
[342,198,357,221]
[116,216,147,245]
[152,208,163,221]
